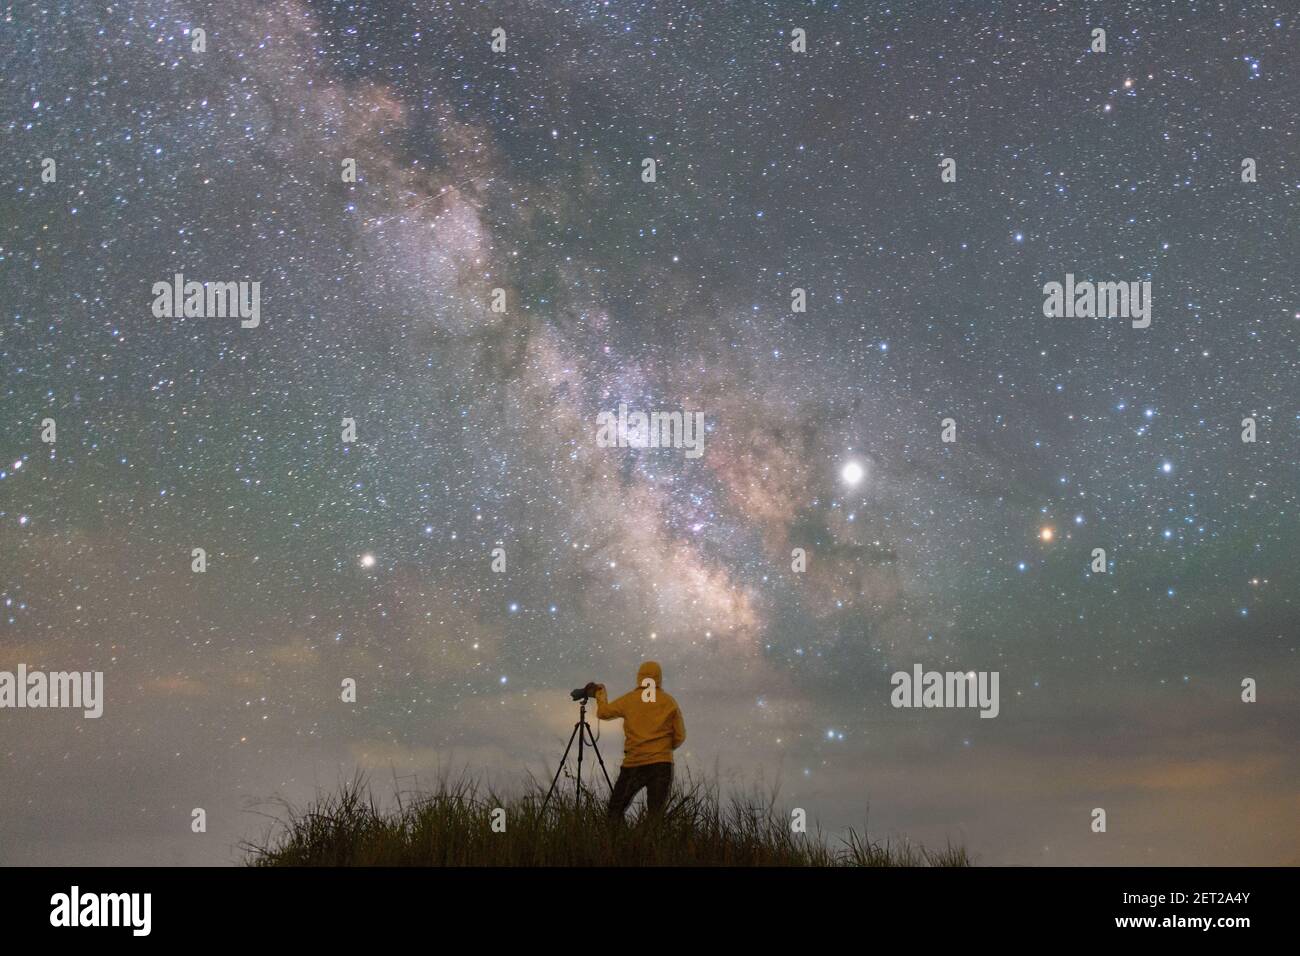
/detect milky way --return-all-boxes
[2,1,1297,864]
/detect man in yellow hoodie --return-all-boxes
[585,661,686,821]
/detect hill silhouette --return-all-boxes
[243,772,970,867]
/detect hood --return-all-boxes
[636,660,663,687]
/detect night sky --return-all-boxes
[2,0,1297,865]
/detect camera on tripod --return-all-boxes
[543,682,612,813]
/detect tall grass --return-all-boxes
[243,771,970,867]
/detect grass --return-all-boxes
[242,771,971,867]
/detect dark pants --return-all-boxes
[607,762,673,821]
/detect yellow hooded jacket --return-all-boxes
[595,661,686,768]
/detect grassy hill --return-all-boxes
[243,773,970,866]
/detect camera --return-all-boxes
[570,682,599,701]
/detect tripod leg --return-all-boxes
[541,721,582,814]
[576,712,585,808]
[583,720,615,791]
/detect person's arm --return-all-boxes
[594,684,624,720]
[671,706,686,749]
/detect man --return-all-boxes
[585,661,686,821]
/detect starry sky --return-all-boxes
[2,0,1297,865]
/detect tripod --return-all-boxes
[540,696,614,814]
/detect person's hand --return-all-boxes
[584,681,602,697]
